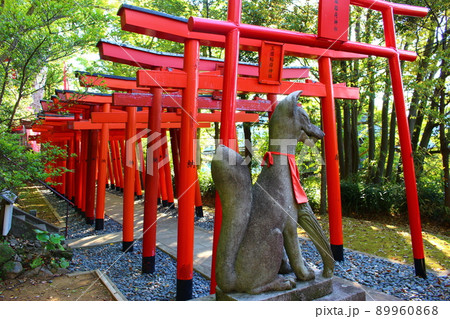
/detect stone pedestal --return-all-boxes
[213,273,366,301]
[216,271,334,301]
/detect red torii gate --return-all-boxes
[75,49,319,275]
[63,71,279,275]
[34,0,427,301]
[40,90,211,236]
[31,113,76,198]
[43,92,127,226]
[115,3,363,300]
[54,88,220,238]
[82,70,275,269]
[187,0,429,287]
[74,71,264,259]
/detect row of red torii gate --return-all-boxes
[26,0,429,300]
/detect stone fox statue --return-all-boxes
[211,91,334,294]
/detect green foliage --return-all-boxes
[0,0,113,127]
[416,181,450,225]
[0,242,15,265]
[30,256,44,269]
[197,169,215,199]
[0,241,15,278]
[337,180,449,226]
[302,175,322,212]
[32,229,70,270]
[0,130,68,192]
[34,229,65,251]
[340,181,406,218]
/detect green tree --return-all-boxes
[0,130,67,192]
[0,0,112,128]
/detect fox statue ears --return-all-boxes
[272,91,303,117]
[270,90,303,121]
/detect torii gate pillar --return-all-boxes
[176,39,200,300]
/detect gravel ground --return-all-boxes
[68,240,210,301]
[299,239,449,301]
[40,186,449,301]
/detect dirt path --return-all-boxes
[0,272,115,301]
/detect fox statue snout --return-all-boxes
[212,91,334,295]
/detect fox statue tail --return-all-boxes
[211,144,253,292]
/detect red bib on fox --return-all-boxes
[262,151,308,204]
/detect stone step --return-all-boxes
[8,206,60,239]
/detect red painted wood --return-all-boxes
[123,107,137,249]
[318,0,350,41]
[118,4,367,60]
[97,40,310,78]
[319,57,344,251]
[112,92,273,112]
[95,103,111,229]
[259,42,284,85]
[142,87,162,271]
[85,124,99,224]
[176,39,199,288]
[189,17,421,62]
[136,70,360,99]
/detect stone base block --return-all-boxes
[316,277,366,301]
[216,271,333,301]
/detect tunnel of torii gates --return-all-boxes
[24,0,429,300]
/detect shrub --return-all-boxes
[340,180,448,226]
[0,242,15,265]
[0,131,69,192]
[0,241,16,279]
[340,180,361,215]
[417,182,449,225]
[31,229,71,271]
[198,169,216,199]
[302,175,322,213]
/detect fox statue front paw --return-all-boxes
[322,265,334,278]
[296,265,315,281]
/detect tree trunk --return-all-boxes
[385,104,397,181]
[374,70,391,184]
[415,59,446,175]
[0,59,11,107]
[437,34,449,207]
[243,122,253,169]
[335,100,344,176]
[320,139,327,215]
[408,32,435,137]
[213,109,220,148]
[411,69,437,152]
[440,96,450,208]
[343,100,353,179]
[366,57,376,182]
[31,66,48,114]
[351,101,360,176]
[416,118,438,176]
